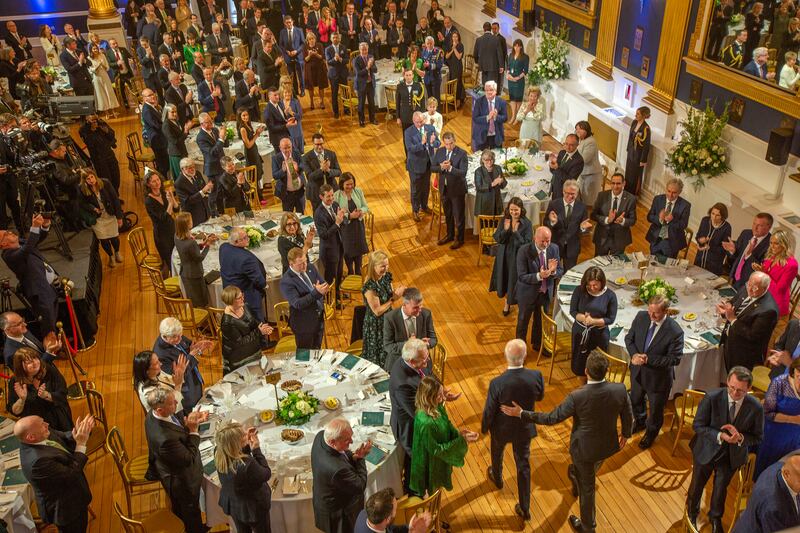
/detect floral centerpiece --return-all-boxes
[394,59,404,73]
[730,13,743,24]
[225,126,236,142]
[41,66,57,79]
[245,226,265,249]
[637,278,677,304]
[665,102,730,191]
[278,391,320,425]
[503,157,529,176]
[527,22,571,90]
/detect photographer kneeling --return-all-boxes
[46,139,82,231]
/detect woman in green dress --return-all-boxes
[506,39,529,125]
[183,33,204,73]
[361,250,405,368]
[402,45,426,83]
[473,149,507,218]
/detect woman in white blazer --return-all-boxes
[39,25,62,67]
[575,120,602,206]
[333,172,370,275]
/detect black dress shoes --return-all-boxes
[359,121,366,127]
[514,503,531,520]
[638,433,656,449]
[567,465,579,498]
[568,515,584,532]
[631,420,647,434]
[487,466,503,489]
[437,237,453,245]
[710,518,724,533]
[502,306,511,316]
[449,241,462,250]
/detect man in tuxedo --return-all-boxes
[353,43,378,127]
[0,215,60,337]
[144,388,208,533]
[264,87,291,150]
[137,37,161,98]
[431,132,468,249]
[152,317,209,415]
[0,311,59,366]
[314,184,346,305]
[471,80,507,151]
[3,21,33,61]
[383,288,438,372]
[718,271,779,370]
[645,177,692,258]
[355,487,431,533]
[743,47,775,80]
[388,19,412,59]
[591,172,637,256]
[549,134,584,200]
[731,455,800,533]
[197,67,226,124]
[207,22,233,64]
[502,351,633,533]
[404,112,440,221]
[234,68,261,120]
[302,133,342,212]
[60,37,94,97]
[279,16,306,96]
[481,339,544,520]
[396,69,426,151]
[105,39,135,104]
[722,212,772,290]
[543,179,591,271]
[165,72,194,125]
[686,367,764,533]
[220,227,268,321]
[325,33,349,119]
[196,112,226,214]
[473,22,503,86]
[280,247,329,348]
[721,29,747,69]
[311,418,370,533]
[768,317,800,376]
[515,226,563,351]
[272,137,306,212]
[624,295,684,449]
[339,3,360,52]
[17,414,94,533]
[175,157,213,226]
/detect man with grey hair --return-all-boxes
[153,317,211,415]
[196,110,226,214]
[645,177,691,258]
[219,226,268,321]
[311,417,370,532]
[164,69,194,124]
[353,42,377,127]
[383,288,438,371]
[743,45,775,80]
[481,339,544,520]
[431,131,469,248]
[471,78,507,150]
[404,111,440,220]
[543,178,592,271]
[0,311,58,366]
[548,133,584,201]
[174,156,213,225]
[206,21,233,64]
[718,270,779,370]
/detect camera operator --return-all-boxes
[46,140,82,231]
[0,80,20,115]
[18,116,51,154]
[17,63,55,113]
[0,214,60,336]
[78,115,121,194]
[0,114,24,231]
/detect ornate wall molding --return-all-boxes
[641,0,691,114]
[587,0,621,81]
[536,0,597,29]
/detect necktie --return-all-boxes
[734,238,758,280]
[666,201,673,215]
[446,151,451,161]
[565,203,572,221]
[539,250,547,293]
[644,322,657,351]
[327,205,335,220]
[488,100,495,135]
[45,439,69,454]
[417,368,424,378]
[419,127,424,140]
[194,175,204,189]
[301,271,314,289]
[735,296,753,315]
[405,316,416,337]
[729,401,736,423]
[21,336,41,352]
[611,196,619,213]
[659,201,673,239]
[170,414,183,427]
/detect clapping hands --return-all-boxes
[460,428,479,442]
[353,439,373,459]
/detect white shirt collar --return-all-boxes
[587,379,606,384]
[401,309,415,321]
[7,333,24,343]
[152,411,179,423]
[507,365,524,370]
[781,468,800,513]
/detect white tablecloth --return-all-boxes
[185,121,275,185]
[51,67,72,94]
[373,59,449,109]
[553,254,731,398]
[197,351,402,533]
[465,147,553,233]
[0,418,37,533]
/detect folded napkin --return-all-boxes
[699,331,721,345]
[609,326,624,341]
[534,190,549,201]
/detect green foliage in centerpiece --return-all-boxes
[278,391,320,425]
[637,278,677,303]
[245,226,265,249]
[503,157,529,176]
[665,102,731,191]
[527,22,570,89]
[225,126,236,142]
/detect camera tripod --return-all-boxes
[20,177,73,260]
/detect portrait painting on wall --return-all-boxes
[634,26,644,51]
[621,46,630,68]
[729,97,745,124]
[641,56,651,78]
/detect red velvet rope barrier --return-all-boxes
[64,290,79,354]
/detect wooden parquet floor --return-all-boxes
[53,101,738,533]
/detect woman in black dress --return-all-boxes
[144,172,179,277]
[444,31,464,106]
[427,0,445,36]
[303,32,328,110]
[220,286,273,373]
[163,104,191,179]
[489,197,532,315]
[277,211,315,272]
[237,109,266,202]
[624,106,651,196]
[124,0,143,41]
[0,48,25,99]
[694,202,732,275]
[569,266,617,382]
[215,421,272,533]
[7,347,73,431]
[362,250,404,368]
[333,172,370,275]
[473,150,507,218]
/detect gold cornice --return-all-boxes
[514,0,534,37]
[588,0,621,81]
[88,0,119,18]
[536,0,597,29]
[482,0,497,18]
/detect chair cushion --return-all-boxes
[164,276,182,295]
[340,275,362,292]
[192,308,209,325]
[141,508,186,533]
[274,336,297,353]
[124,453,152,484]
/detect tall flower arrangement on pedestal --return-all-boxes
[665,102,731,191]
[527,22,570,91]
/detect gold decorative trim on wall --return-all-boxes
[482,0,497,18]
[642,0,692,114]
[536,0,597,29]
[88,0,119,18]
[587,0,621,81]
[514,0,534,36]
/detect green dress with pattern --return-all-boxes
[409,404,468,495]
[361,272,394,368]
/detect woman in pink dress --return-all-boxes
[754,229,799,345]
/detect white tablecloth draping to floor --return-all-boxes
[373,59,449,109]
[170,211,320,322]
[197,351,402,533]
[185,121,275,185]
[0,417,37,533]
[553,254,731,398]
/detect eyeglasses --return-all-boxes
[727,384,749,395]
[286,222,298,227]
[6,320,25,328]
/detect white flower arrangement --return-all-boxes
[527,23,571,89]
[665,103,731,191]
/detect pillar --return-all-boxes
[587,0,621,81]
[641,0,692,115]
[87,0,127,49]
[482,0,497,18]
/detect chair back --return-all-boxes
[431,343,447,384]
[429,185,442,215]
[602,164,611,190]
[751,365,771,395]
[142,264,167,293]
[730,453,758,529]
[540,309,558,354]
[478,215,502,245]
[363,211,375,251]
[345,339,363,355]
[126,132,144,159]
[385,85,397,111]
[339,84,355,102]
[464,54,475,73]
[678,389,705,424]
[324,281,337,319]
[274,301,291,339]
[114,501,145,533]
[206,306,225,345]
[86,388,107,429]
[790,274,800,317]
[224,207,237,217]
[681,228,694,259]
[127,227,152,266]
[396,489,442,530]
[106,426,130,476]
[242,165,260,211]
[163,296,200,334]
[597,348,628,384]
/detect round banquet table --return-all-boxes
[465,147,553,234]
[196,350,402,533]
[185,120,275,185]
[51,67,73,94]
[373,58,449,109]
[553,253,731,398]
[169,210,320,322]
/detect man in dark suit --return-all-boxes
[325,33,349,119]
[191,51,208,85]
[279,16,306,96]
[491,22,508,88]
[338,3,360,51]
[272,137,306,212]
[502,351,633,533]
[431,132,468,249]
[549,134,584,200]
[383,287,438,372]
[105,38,135,104]
[645,177,692,258]
[280,247,328,348]
[206,23,233,64]
[197,67,226,125]
[769,317,800,376]
[17,414,94,533]
[164,72,194,125]
[722,212,772,290]
[473,22,503,86]
[718,271,779,370]
[591,172,637,256]
[156,54,173,95]
[137,37,162,98]
[302,133,341,212]
[315,184,346,304]
[152,316,209,415]
[158,32,184,73]
[264,87,291,151]
[144,388,208,533]
[395,69,426,151]
[196,112,226,214]
[0,311,58,367]
[219,227,268,321]
[63,24,89,53]
[0,215,59,336]
[471,80,507,151]
[311,418,370,533]
[686,367,764,533]
[731,455,800,533]
[515,226,563,351]
[543,179,592,271]
[60,37,94,97]
[186,14,206,43]
[355,487,431,533]
[404,112,440,221]
[353,43,378,126]
[388,19,412,59]
[234,69,261,120]
[481,339,544,521]
[381,2,400,32]
[624,295,684,449]
[743,47,774,80]
[3,22,33,61]
[308,0,323,37]
[175,158,213,226]
[141,88,171,177]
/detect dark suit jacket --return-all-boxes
[255,47,281,89]
[482,368,544,441]
[645,194,691,256]
[690,387,764,469]
[158,43,183,72]
[743,60,768,78]
[163,118,189,158]
[302,149,341,201]
[354,509,409,533]
[220,243,267,315]
[2,32,33,60]
[721,288,779,370]
[515,242,563,302]
[624,312,684,392]
[311,430,368,533]
[352,54,377,91]
[549,150,584,200]
[175,171,212,225]
[206,31,233,63]
[395,81,426,124]
[591,190,637,252]
[264,101,291,147]
[279,26,305,64]
[1,229,58,317]
[279,265,325,335]
[472,31,503,71]
[234,78,260,119]
[271,149,306,199]
[152,335,204,414]
[164,83,193,125]
[727,230,771,290]
[731,459,800,533]
[543,198,587,262]
[137,45,159,82]
[3,331,55,367]
[141,102,166,149]
[404,124,438,174]
[105,46,134,81]
[218,446,272,524]
[191,62,205,84]
[174,236,210,279]
[325,44,349,82]
[59,49,93,95]
[144,410,203,495]
[20,430,91,526]
[524,381,634,464]
[197,78,226,115]
[382,308,437,372]
[431,146,468,198]
[389,357,431,454]
[314,201,345,262]
[471,95,507,148]
[774,318,800,375]
[196,127,225,177]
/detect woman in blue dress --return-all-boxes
[754,357,800,478]
[569,266,618,382]
[281,85,304,154]
[693,202,732,276]
[506,39,529,125]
